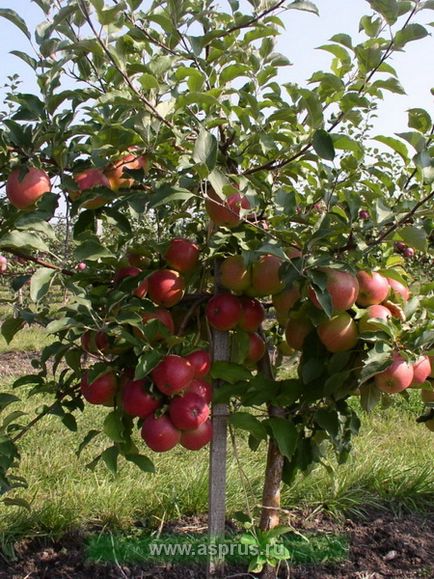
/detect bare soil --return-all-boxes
[0,511,432,578]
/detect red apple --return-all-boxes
[285,317,313,351]
[0,256,7,273]
[238,297,265,332]
[374,353,414,394]
[169,392,210,430]
[185,350,212,378]
[81,330,110,354]
[272,285,301,326]
[180,419,213,450]
[403,247,415,258]
[387,277,410,302]
[140,308,175,340]
[205,187,250,228]
[141,414,181,452]
[411,356,431,385]
[308,269,359,312]
[317,312,358,353]
[147,269,185,307]
[358,304,392,333]
[356,271,390,306]
[113,266,142,284]
[152,354,195,395]
[72,168,110,209]
[220,256,251,293]
[186,378,213,404]
[206,293,242,331]
[6,166,51,209]
[80,370,117,405]
[359,209,369,220]
[105,150,148,190]
[250,254,284,297]
[245,332,266,364]
[121,378,161,417]
[164,238,200,273]
[76,262,87,271]
[134,277,149,299]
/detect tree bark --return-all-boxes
[258,342,286,579]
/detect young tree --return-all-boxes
[0,1,433,577]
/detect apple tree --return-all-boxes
[0,0,433,577]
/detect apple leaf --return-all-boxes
[312,129,336,161]
[1,317,25,345]
[360,382,381,412]
[30,267,56,302]
[0,8,30,39]
[267,417,298,459]
[101,446,119,475]
[125,454,155,473]
[230,412,267,440]
[193,129,218,172]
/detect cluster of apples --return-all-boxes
[278,268,432,396]
[80,349,213,452]
[5,149,147,211]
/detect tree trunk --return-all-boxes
[258,342,286,579]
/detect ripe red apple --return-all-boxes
[272,285,301,326]
[163,238,200,273]
[403,247,415,258]
[394,241,406,253]
[285,246,302,259]
[411,356,431,385]
[113,266,142,284]
[186,378,213,404]
[358,304,392,333]
[121,378,161,417]
[76,262,87,271]
[206,293,242,331]
[180,419,212,450]
[387,277,410,302]
[152,354,195,395]
[308,269,359,312]
[359,209,369,220]
[220,256,251,293]
[134,277,149,299]
[317,312,358,353]
[250,254,284,297]
[185,350,212,378]
[141,414,181,452]
[105,150,148,190]
[0,256,7,273]
[245,332,266,364]
[205,187,250,228]
[374,353,414,394]
[169,392,210,430]
[238,297,265,332]
[81,330,110,355]
[356,271,390,306]
[80,370,117,405]
[72,168,110,209]
[285,317,313,351]
[6,166,51,209]
[140,308,175,340]
[147,269,185,307]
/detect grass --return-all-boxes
[0,382,431,549]
[0,326,53,353]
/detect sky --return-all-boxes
[0,0,433,138]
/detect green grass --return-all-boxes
[0,383,431,549]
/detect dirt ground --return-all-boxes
[0,511,432,579]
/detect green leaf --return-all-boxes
[30,268,55,302]
[268,417,298,459]
[175,67,205,91]
[10,50,37,69]
[287,0,319,15]
[1,317,25,345]
[373,135,408,161]
[125,454,155,473]
[62,414,77,432]
[316,408,339,437]
[139,73,159,90]
[75,240,114,261]
[0,8,31,39]
[360,382,381,412]
[0,231,49,253]
[359,15,382,37]
[193,129,218,172]
[229,412,267,440]
[0,393,20,412]
[395,226,427,251]
[408,108,432,133]
[368,0,399,24]
[312,129,336,161]
[220,64,250,84]
[135,350,161,380]
[103,412,126,443]
[359,343,391,385]
[211,362,252,384]
[394,23,428,47]
[76,430,101,458]
[101,446,119,475]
